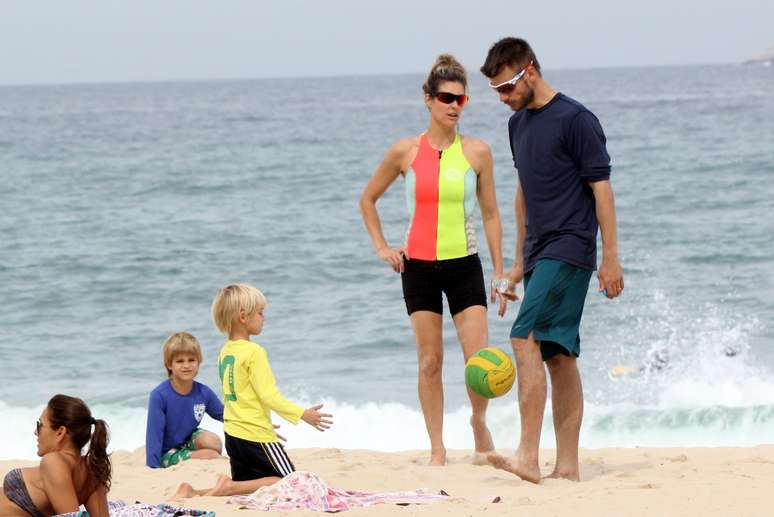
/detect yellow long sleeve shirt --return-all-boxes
[218,339,303,442]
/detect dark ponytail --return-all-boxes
[47,394,112,490]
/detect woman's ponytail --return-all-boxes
[86,418,112,490]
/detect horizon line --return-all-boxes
[0,60,744,89]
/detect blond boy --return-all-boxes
[178,284,332,497]
[145,332,224,468]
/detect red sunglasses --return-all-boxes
[435,92,469,107]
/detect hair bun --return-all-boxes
[423,53,467,96]
[435,53,455,66]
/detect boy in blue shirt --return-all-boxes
[145,332,225,468]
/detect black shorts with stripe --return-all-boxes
[224,433,295,481]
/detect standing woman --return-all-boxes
[360,54,506,465]
[1,394,110,517]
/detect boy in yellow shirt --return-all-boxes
[174,283,333,498]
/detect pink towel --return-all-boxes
[227,471,449,512]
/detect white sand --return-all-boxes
[4,446,773,516]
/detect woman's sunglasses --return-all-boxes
[35,419,43,433]
[435,92,469,107]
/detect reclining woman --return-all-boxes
[1,394,111,517]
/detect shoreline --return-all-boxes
[3,446,772,516]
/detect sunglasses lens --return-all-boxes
[436,93,468,106]
[496,83,516,94]
[436,92,453,104]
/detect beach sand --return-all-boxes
[3,446,773,516]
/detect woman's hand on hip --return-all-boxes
[377,246,407,273]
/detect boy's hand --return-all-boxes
[272,423,287,442]
[301,404,333,432]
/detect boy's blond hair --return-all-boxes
[163,332,203,376]
[211,283,267,335]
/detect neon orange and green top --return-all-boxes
[405,133,478,260]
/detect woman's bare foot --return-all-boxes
[429,448,447,466]
[170,482,195,500]
[470,416,495,464]
[487,452,542,484]
[204,474,233,496]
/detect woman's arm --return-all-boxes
[83,485,109,517]
[359,139,411,273]
[466,138,506,312]
[471,140,504,276]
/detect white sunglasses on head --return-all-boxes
[489,61,533,93]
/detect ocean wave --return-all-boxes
[2,397,773,461]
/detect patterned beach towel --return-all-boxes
[227,471,449,512]
[55,500,215,517]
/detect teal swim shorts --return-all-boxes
[160,428,203,468]
[510,259,593,361]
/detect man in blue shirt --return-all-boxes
[480,38,624,483]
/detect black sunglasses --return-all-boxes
[35,419,43,433]
[435,92,469,107]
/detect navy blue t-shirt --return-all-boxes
[508,93,611,272]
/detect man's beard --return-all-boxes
[511,87,534,111]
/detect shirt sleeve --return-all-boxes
[508,114,518,169]
[249,348,304,424]
[566,110,611,181]
[145,390,166,468]
[204,384,225,422]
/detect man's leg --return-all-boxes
[451,305,494,462]
[546,353,583,481]
[488,331,544,483]
[410,310,446,465]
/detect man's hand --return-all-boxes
[598,258,624,299]
[497,264,525,317]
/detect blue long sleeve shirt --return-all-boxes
[145,379,224,468]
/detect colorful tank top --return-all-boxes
[404,133,478,260]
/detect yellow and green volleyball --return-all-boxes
[465,347,516,399]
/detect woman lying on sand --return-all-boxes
[0,394,111,517]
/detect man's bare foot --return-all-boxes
[170,482,195,500]
[487,452,541,484]
[545,468,579,482]
[429,448,446,466]
[470,416,495,465]
[204,474,233,496]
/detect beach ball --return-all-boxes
[465,347,516,398]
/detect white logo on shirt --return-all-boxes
[444,168,462,182]
[193,403,205,422]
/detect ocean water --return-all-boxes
[1,65,773,460]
